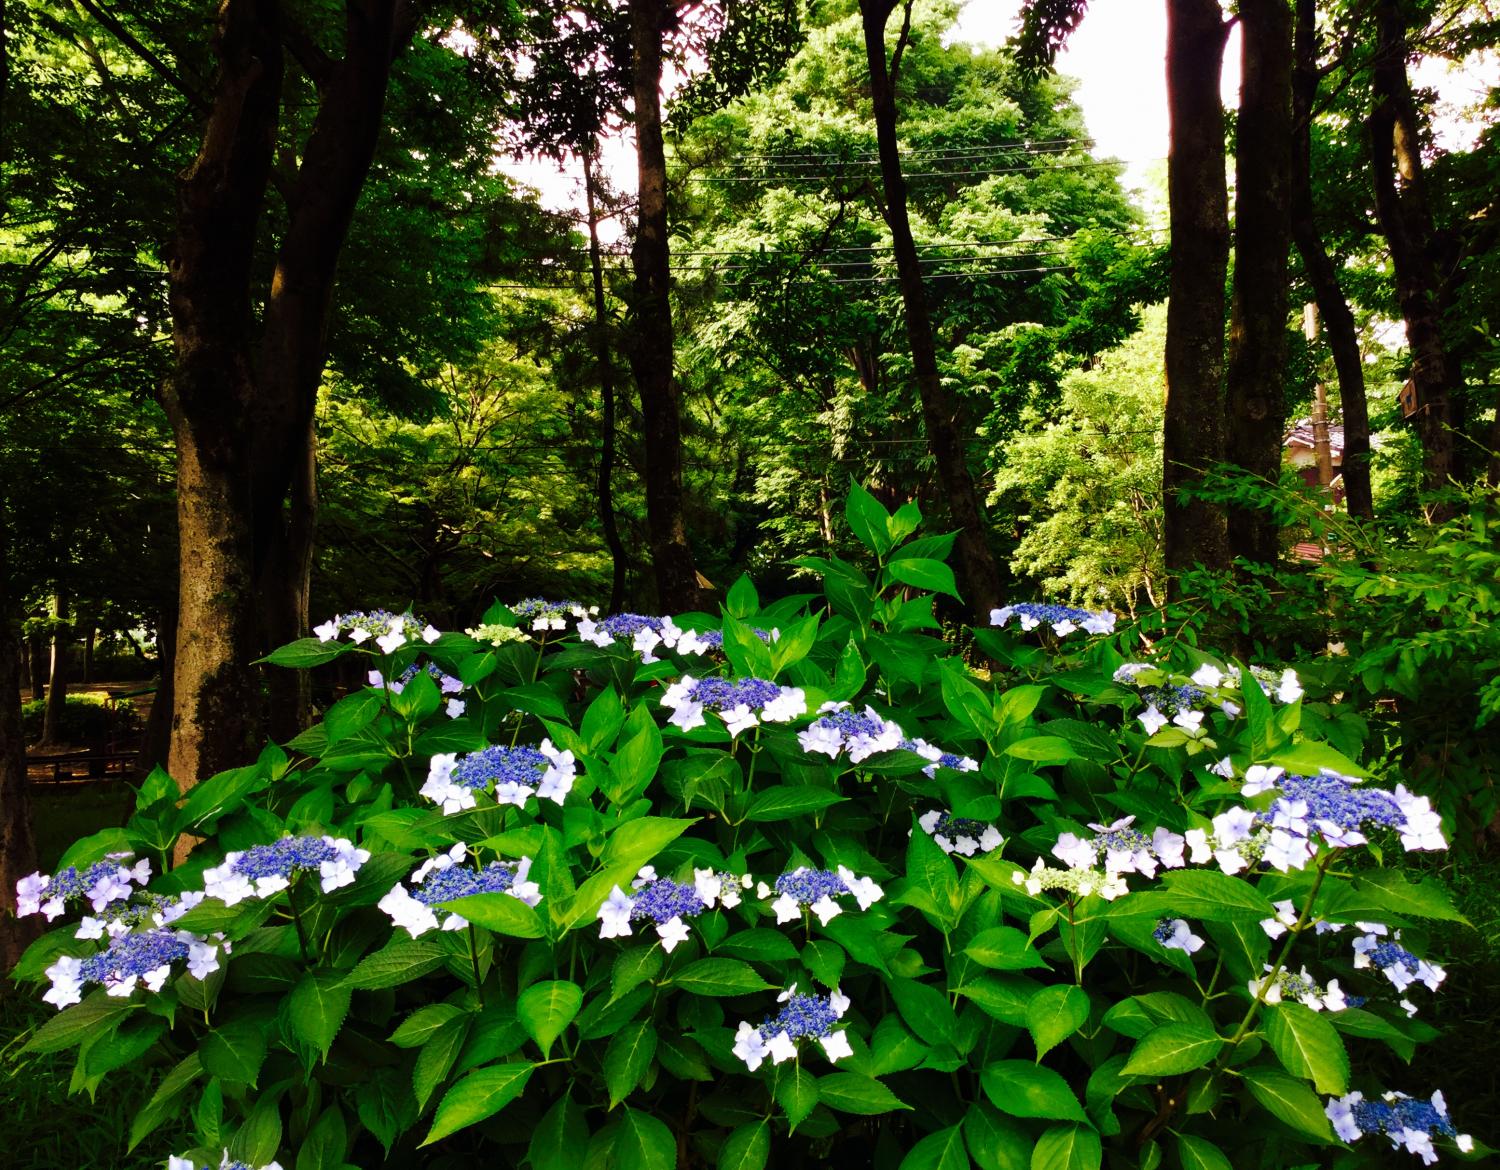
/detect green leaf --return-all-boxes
[24,993,137,1054]
[412,1016,471,1114]
[719,1120,770,1170]
[1003,736,1082,763]
[963,1103,1031,1170]
[390,1004,467,1048]
[1265,1002,1349,1095]
[816,1072,911,1115]
[1331,870,1467,924]
[344,938,448,989]
[442,891,546,938]
[295,1107,348,1170]
[127,1053,201,1150]
[615,1106,677,1170]
[980,1061,1087,1121]
[899,1124,970,1170]
[846,480,894,557]
[1176,1135,1233,1170]
[1030,1124,1101,1170]
[528,1092,590,1170]
[1026,985,1090,1061]
[940,662,994,736]
[200,1018,269,1086]
[1109,870,1275,922]
[604,1021,658,1109]
[288,969,351,1063]
[612,946,665,1002]
[726,572,760,619]
[582,686,627,752]
[889,976,959,1047]
[744,786,846,822]
[421,1063,534,1145]
[260,637,346,668]
[886,556,960,599]
[776,1065,820,1130]
[600,816,696,872]
[517,980,583,1058]
[1122,1023,1222,1076]
[229,1096,282,1167]
[1242,1067,1336,1142]
[715,929,799,962]
[669,958,773,997]
[1269,740,1369,779]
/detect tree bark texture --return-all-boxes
[167,0,419,783]
[26,631,45,701]
[0,501,41,969]
[1163,0,1231,577]
[1290,0,1372,520]
[627,0,708,612]
[1369,0,1460,516]
[584,150,630,613]
[163,0,283,787]
[1225,0,1293,567]
[859,0,1002,618]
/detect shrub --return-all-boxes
[21,692,136,747]
[6,485,1482,1170]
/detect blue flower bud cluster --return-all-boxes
[1326,1090,1472,1160]
[629,877,707,924]
[512,597,589,623]
[1138,684,1205,717]
[1274,772,1405,834]
[313,609,432,644]
[677,677,785,712]
[409,861,521,907]
[451,745,550,792]
[760,991,841,1041]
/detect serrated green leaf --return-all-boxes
[389,1004,467,1048]
[604,1021,657,1109]
[24,993,137,1054]
[744,786,846,822]
[1176,1135,1233,1170]
[1109,870,1275,922]
[615,1106,677,1170]
[669,957,772,997]
[295,1106,347,1170]
[817,1072,911,1115]
[1265,1002,1349,1095]
[412,1016,471,1114]
[229,1096,283,1167]
[421,1063,533,1145]
[1026,985,1089,1061]
[441,890,546,938]
[528,1092,589,1170]
[899,1123,970,1170]
[287,970,350,1063]
[200,1018,269,1086]
[517,980,583,1059]
[980,1061,1087,1121]
[1122,1023,1222,1076]
[719,1119,770,1170]
[343,938,448,989]
[1242,1067,1336,1142]
[776,1065,820,1130]
[1030,1123,1100,1170]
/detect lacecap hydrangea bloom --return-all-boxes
[379,844,541,937]
[170,1154,283,1170]
[1326,1090,1473,1164]
[798,704,976,774]
[15,853,151,920]
[421,740,576,813]
[465,622,532,647]
[1249,963,1347,1012]
[659,675,806,735]
[43,921,229,1009]
[597,867,718,951]
[368,662,466,717]
[756,866,884,926]
[1052,816,1187,879]
[511,597,596,631]
[991,602,1115,636]
[312,609,439,653]
[1353,931,1446,997]
[201,836,369,906]
[1014,858,1129,901]
[1153,918,1205,953]
[918,809,1003,856]
[733,984,853,1070]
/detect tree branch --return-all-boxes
[71,0,208,112]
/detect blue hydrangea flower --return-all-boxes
[1153,918,1204,954]
[43,926,225,1009]
[1326,1089,1472,1161]
[422,740,576,812]
[313,609,437,652]
[757,866,883,925]
[1352,931,1445,997]
[170,1153,284,1170]
[596,869,709,951]
[201,836,369,906]
[991,602,1115,636]
[918,809,1003,856]
[379,845,540,937]
[15,855,151,920]
[512,598,594,630]
[660,674,806,735]
[733,984,853,1070]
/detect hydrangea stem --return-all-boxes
[467,923,486,1008]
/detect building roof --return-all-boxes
[1284,418,1345,455]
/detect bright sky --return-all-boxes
[496,1,1495,239]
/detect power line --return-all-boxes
[685,159,1135,183]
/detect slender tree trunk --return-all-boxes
[163,0,282,788]
[27,631,44,701]
[1225,0,1293,567]
[41,590,68,744]
[1163,0,1231,578]
[627,0,708,612]
[0,502,40,969]
[858,0,1002,617]
[1291,0,1372,520]
[584,149,629,613]
[254,1,414,738]
[1369,0,1460,518]
[140,603,176,773]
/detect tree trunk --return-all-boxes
[0,503,40,970]
[584,150,629,613]
[1163,0,1231,578]
[41,590,69,745]
[1225,0,1293,567]
[27,631,45,701]
[254,0,415,739]
[163,0,282,788]
[1369,0,1460,518]
[627,0,709,612]
[858,0,1002,617]
[1291,0,1372,521]
[140,603,176,773]
[82,623,95,683]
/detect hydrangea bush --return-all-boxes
[8,484,1482,1170]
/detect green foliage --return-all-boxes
[21,693,137,747]
[7,485,1477,1168]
